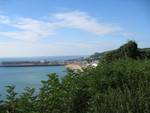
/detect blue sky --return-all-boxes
[0,0,149,57]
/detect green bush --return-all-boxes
[103,41,138,62]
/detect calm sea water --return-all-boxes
[0,56,85,100]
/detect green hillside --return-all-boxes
[89,51,108,59]
[90,41,150,61]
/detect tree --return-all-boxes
[102,40,139,63]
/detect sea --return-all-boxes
[0,55,85,100]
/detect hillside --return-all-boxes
[90,44,150,60]
[89,51,108,59]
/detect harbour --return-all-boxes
[0,57,99,68]
[0,57,87,67]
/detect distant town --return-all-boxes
[0,57,99,68]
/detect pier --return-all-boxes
[0,61,65,67]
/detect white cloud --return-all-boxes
[0,11,131,42]
[0,15,11,24]
[0,16,56,41]
[53,11,122,36]
[13,18,56,35]
[120,32,135,36]
[0,31,45,41]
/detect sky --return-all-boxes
[0,0,149,57]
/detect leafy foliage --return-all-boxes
[102,41,139,63]
[0,41,150,113]
[102,41,150,63]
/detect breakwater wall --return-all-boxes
[0,61,65,67]
[0,57,89,67]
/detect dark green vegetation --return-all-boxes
[0,41,150,113]
[90,51,107,59]
[102,41,150,63]
[90,42,150,60]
